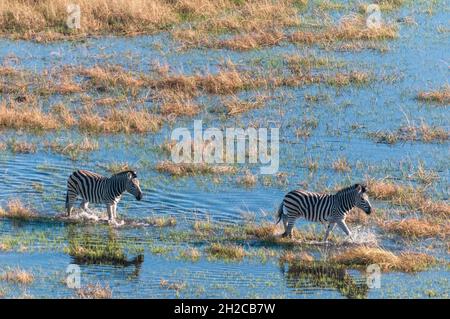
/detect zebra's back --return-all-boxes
[283,190,332,222]
[67,170,107,204]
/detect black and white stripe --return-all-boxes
[276,184,372,241]
[65,169,143,222]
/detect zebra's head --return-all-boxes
[354,184,372,214]
[125,171,143,201]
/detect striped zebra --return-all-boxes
[276,184,372,242]
[66,169,143,223]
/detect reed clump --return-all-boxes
[0,199,36,220]
[156,160,237,177]
[76,283,112,299]
[0,268,34,285]
[148,216,177,227]
[206,243,246,261]
[417,85,450,104]
[380,218,450,239]
[331,246,437,272]
[366,179,449,218]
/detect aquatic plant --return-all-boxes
[331,246,437,272]
[380,218,450,239]
[76,283,112,299]
[0,199,37,220]
[0,268,34,285]
[156,161,237,177]
[206,243,246,261]
[148,216,177,227]
[417,85,450,104]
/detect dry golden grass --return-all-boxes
[417,85,450,104]
[237,170,258,187]
[160,279,186,291]
[156,160,237,177]
[244,223,278,241]
[179,247,201,261]
[0,101,61,131]
[0,199,36,220]
[215,30,285,51]
[0,242,11,251]
[331,246,437,272]
[157,90,201,117]
[0,268,34,284]
[371,123,449,144]
[380,218,450,239]
[78,107,162,134]
[206,243,246,260]
[76,283,112,299]
[8,141,37,154]
[280,251,314,263]
[367,179,449,218]
[223,95,267,115]
[325,71,371,86]
[44,137,98,158]
[0,0,179,41]
[332,157,351,172]
[148,216,177,227]
[78,65,144,90]
[332,15,397,41]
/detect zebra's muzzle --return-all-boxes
[136,192,143,201]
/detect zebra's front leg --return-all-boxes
[337,220,353,241]
[282,221,294,239]
[323,222,336,243]
[106,204,114,223]
[80,200,89,212]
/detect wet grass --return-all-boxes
[369,123,449,144]
[76,283,112,299]
[0,268,34,285]
[0,199,37,220]
[65,229,144,265]
[417,85,450,104]
[379,218,450,239]
[156,161,237,177]
[331,246,437,272]
[367,179,450,218]
[206,243,247,261]
[148,216,177,228]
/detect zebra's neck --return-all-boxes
[105,175,127,199]
[332,190,356,215]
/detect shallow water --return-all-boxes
[0,2,449,298]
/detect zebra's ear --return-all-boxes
[355,184,363,193]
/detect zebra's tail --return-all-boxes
[275,202,284,225]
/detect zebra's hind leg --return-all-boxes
[282,222,294,238]
[323,222,336,243]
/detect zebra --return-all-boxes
[276,184,372,242]
[65,169,143,224]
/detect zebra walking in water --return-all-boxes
[66,170,143,224]
[276,184,372,242]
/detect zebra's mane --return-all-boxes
[335,184,362,195]
[112,170,137,178]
